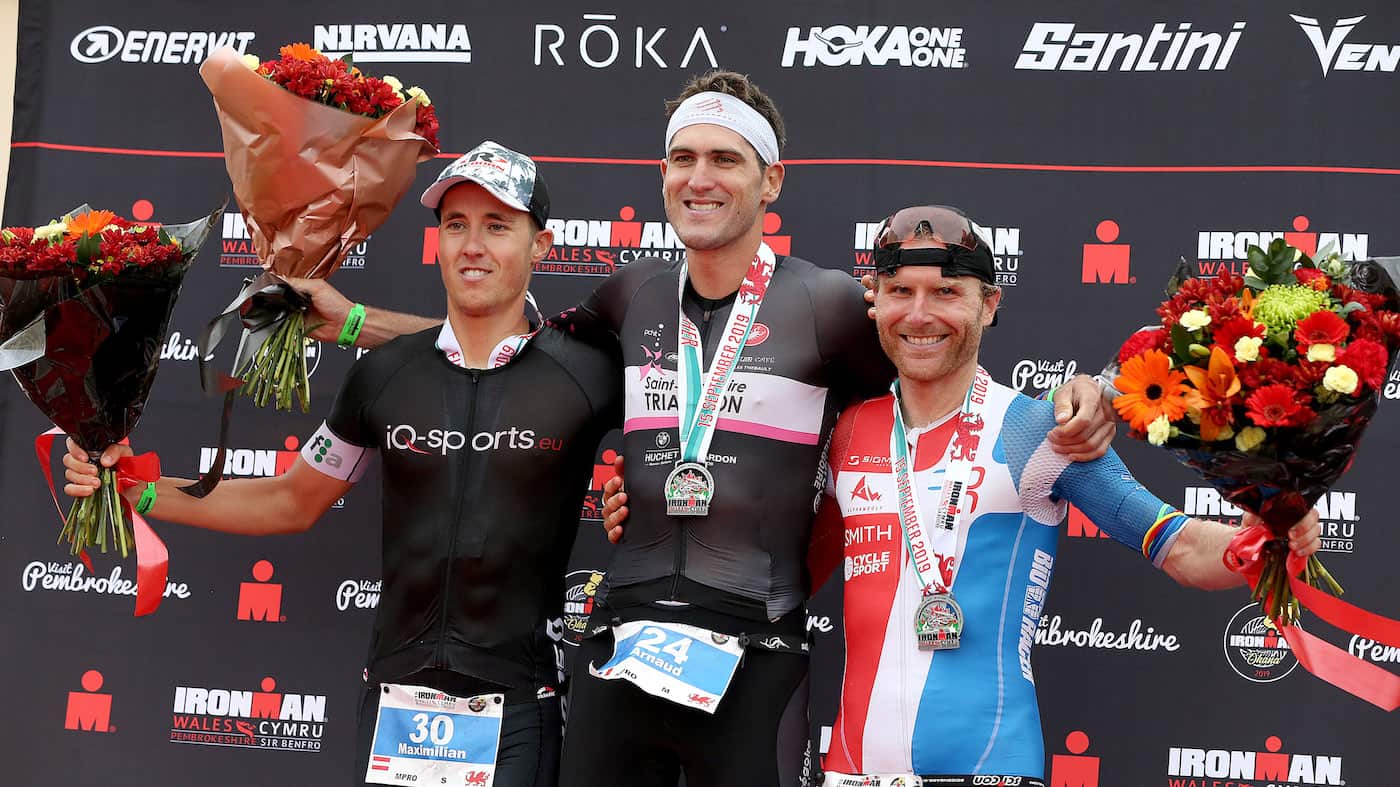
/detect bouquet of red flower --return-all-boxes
[198,43,438,412]
[1106,241,1400,629]
[0,206,219,613]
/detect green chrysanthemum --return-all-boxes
[1252,284,1332,333]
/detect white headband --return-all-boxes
[664,91,780,166]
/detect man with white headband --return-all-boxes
[285,72,1115,786]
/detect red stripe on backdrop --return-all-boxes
[12,140,1400,174]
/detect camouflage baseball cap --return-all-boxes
[420,140,550,227]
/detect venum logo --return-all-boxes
[1195,214,1368,277]
[71,26,254,64]
[1223,604,1299,683]
[1293,14,1400,76]
[781,25,966,68]
[852,220,1022,285]
[534,13,720,69]
[170,677,327,752]
[1015,21,1244,71]
[1167,735,1342,785]
[313,23,471,63]
[1010,359,1078,393]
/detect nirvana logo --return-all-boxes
[170,677,326,752]
[313,23,471,63]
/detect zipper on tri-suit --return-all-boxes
[436,369,479,665]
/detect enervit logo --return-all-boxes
[313,23,471,63]
[562,569,605,645]
[534,13,720,69]
[1010,359,1078,393]
[1015,21,1244,71]
[223,213,369,270]
[1035,614,1181,652]
[1293,14,1400,75]
[1349,634,1400,664]
[1185,486,1359,554]
[384,424,562,455]
[23,560,191,600]
[780,24,966,68]
[852,220,1022,285]
[1196,214,1369,277]
[237,560,283,622]
[537,206,685,275]
[335,579,380,612]
[66,670,114,733]
[199,436,303,478]
[170,676,326,751]
[1223,604,1298,683]
[1082,220,1132,285]
[1049,730,1099,787]
[1167,735,1342,785]
[71,26,254,64]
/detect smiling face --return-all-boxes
[436,182,551,319]
[874,244,1000,386]
[660,123,783,255]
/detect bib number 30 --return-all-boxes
[365,683,503,786]
[589,620,744,714]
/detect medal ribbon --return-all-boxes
[675,243,776,464]
[890,366,990,596]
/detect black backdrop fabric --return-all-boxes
[4,1,1400,785]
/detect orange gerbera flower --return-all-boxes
[1113,349,1191,433]
[279,43,325,62]
[1239,288,1256,320]
[64,210,118,239]
[1183,346,1242,441]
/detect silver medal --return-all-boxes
[664,461,715,517]
[914,593,963,651]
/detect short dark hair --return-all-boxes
[665,70,787,162]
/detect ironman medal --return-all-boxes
[915,592,964,651]
[665,462,715,517]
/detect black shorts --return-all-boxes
[353,672,561,787]
[560,635,810,787]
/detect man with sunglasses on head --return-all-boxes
[800,205,1322,786]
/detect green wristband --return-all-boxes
[337,303,366,347]
[135,482,157,515]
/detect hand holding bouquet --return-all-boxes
[199,43,438,411]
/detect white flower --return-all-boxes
[1234,336,1263,362]
[1306,343,1336,363]
[241,54,261,70]
[1323,365,1359,395]
[1235,426,1266,452]
[383,75,403,94]
[406,86,431,107]
[1146,415,1173,446]
[33,220,67,242]
[1179,309,1211,332]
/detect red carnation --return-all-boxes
[1294,310,1349,347]
[1338,338,1391,390]
[1246,384,1315,427]
[1117,328,1168,364]
[1294,267,1331,291]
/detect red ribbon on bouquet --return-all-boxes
[34,428,169,616]
[1225,523,1400,710]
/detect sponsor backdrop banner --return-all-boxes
[4,1,1399,785]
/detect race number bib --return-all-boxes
[365,683,503,786]
[588,620,744,714]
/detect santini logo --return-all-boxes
[1016,21,1244,71]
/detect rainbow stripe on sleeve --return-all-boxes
[1141,505,1189,568]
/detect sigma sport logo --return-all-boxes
[780,24,966,68]
[1293,14,1400,76]
[1015,21,1244,71]
[71,26,254,64]
[222,213,369,270]
[537,206,685,276]
[1185,487,1359,554]
[562,569,605,646]
[1167,735,1342,785]
[200,436,303,479]
[335,579,380,612]
[1222,603,1298,683]
[1010,359,1078,394]
[851,220,1022,285]
[535,13,721,69]
[384,425,564,455]
[1195,215,1369,277]
[170,677,326,752]
[313,23,471,63]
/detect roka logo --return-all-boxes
[534,13,720,69]
[781,24,966,68]
[71,25,253,64]
[1293,14,1400,76]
